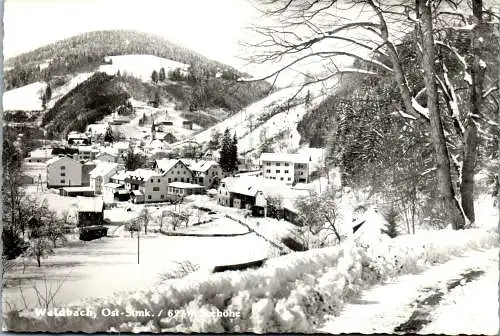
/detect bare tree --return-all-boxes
[246,0,499,229]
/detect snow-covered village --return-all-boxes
[2,0,499,334]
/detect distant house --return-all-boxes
[89,162,121,195]
[181,159,227,189]
[259,153,311,185]
[167,182,205,196]
[95,151,118,163]
[77,197,104,227]
[110,170,131,185]
[217,176,307,218]
[46,156,83,188]
[154,159,194,184]
[67,132,91,146]
[202,150,220,162]
[125,169,166,203]
[182,120,193,130]
[24,148,54,163]
[102,182,126,203]
[73,146,99,162]
[112,141,130,156]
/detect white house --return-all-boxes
[154,159,194,184]
[67,132,91,146]
[259,153,311,185]
[181,159,226,189]
[95,149,118,163]
[113,141,130,156]
[46,156,83,188]
[73,146,100,162]
[125,169,167,203]
[89,162,121,195]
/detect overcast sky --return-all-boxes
[3,0,272,76]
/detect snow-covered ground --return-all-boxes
[4,224,497,333]
[99,55,189,82]
[318,248,499,335]
[3,82,47,111]
[3,223,273,312]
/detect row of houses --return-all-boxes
[45,155,230,203]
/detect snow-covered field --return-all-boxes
[3,82,47,111]
[99,55,189,82]
[3,224,274,313]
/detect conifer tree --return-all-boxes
[219,128,233,173]
[231,133,238,172]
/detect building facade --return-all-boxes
[259,153,310,185]
[46,156,83,188]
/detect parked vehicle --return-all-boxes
[79,225,108,241]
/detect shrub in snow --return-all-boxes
[4,226,498,333]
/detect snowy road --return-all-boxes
[318,248,499,335]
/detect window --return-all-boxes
[288,177,291,181]
[148,195,152,200]
[300,172,304,175]
[183,171,186,175]
[177,171,180,174]
[60,166,66,170]
[150,179,153,183]
[181,178,184,182]
[161,194,164,199]
[168,178,172,183]
[276,170,280,173]
[60,179,65,184]
[280,177,284,181]
[153,187,160,191]
[276,163,281,166]
[265,162,271,166]
[285,163,290,166]
[174,178,178,182]
[157,179,160,183]
[266,169,271,173]
[285,170,289,173]
[199,177,204,183]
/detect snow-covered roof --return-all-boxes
[169,182,204,189]
[68,132,89,139]
[78,146,100,153]
[181,159,218,172]
[61,186,94,192]
[102,182,123,189]
[129,169,160,180]
[111,170,131,181]
[97,150,118,157]
[259,153,310,164]
[29,148,53,158]
[46,156,80,166]
[156,159,182,174]
[77,196,104,212]
[221,176,293,197]
[146,139,164,149]
[89,162,119,178]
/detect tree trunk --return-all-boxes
[419,0,465,229]
[459,0,484,224]
[460,119,478,224]
[36,255,41,267]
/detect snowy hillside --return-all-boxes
[47,73,94,109]
[179,80,338,157]
[3,82,47,111]
[99,55,189,82]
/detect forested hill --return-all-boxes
[4,30,255,90]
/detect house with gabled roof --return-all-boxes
[180,159,227,189]
[125,168,167,203]
[89,161,121,195]
[153,159,194,184]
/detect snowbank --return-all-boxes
[4,226,497,333]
